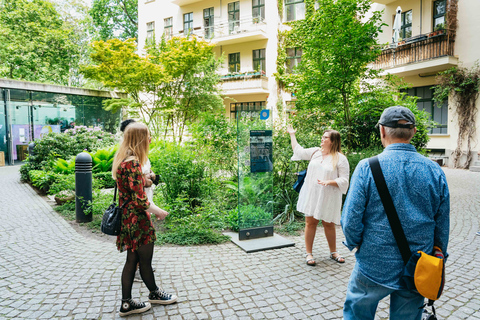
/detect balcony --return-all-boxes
[220,71,269,96]
[176,17,268,46]
[372,32,458,77]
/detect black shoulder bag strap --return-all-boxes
[368,156,412,264]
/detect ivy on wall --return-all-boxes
[434,63,480,168]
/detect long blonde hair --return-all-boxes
[324,129,342,170]
[112,122,150,179]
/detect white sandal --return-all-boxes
[330,252,345,263]
[305,253,316,266]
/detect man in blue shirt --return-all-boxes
[341,106,450,320]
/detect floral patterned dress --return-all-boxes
[116,159,156,252]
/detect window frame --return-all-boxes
[228,52,240,73]
[183,12,193,34]
[252,49,266,73]
[252,0,265,22]
[286,47,302,73]
[433,0,447,31]
[146,21,155,42]
[400,9,412,39]
[404,86,448,134]
[228,1,240,34]
[285,0,305,22]
[230,101,265,120]
[164,17,173,39]
[203,7,214,39]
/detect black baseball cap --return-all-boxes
[376,106,416,129]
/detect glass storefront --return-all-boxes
[0,86,122,165]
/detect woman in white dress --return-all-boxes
[288,128,350,266]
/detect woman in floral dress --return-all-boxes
[112,122,177,316]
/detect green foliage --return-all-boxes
[82,36,224,141]
[28,170,59,193]
[238,204,272,229]
[89,145,118,173]
[49,174,76,195]
[89,0,137,41]
[0,0,80,85]
[149,141,209,206]
[190,113,238,177]
[53,157,76,174]
[157,195,230,245]
[275,220,305,236]
[23,126,118,173]
[433,64,480,168]
[284,0,386,151]
[93,172,116,189]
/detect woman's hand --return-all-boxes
[153,208,169,221]
[287,127,296,135]
[318,179,339,187]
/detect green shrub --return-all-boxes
[28,170,59,193]
[53,157,76,174]
[89,145,118,173]
[149,141,209,206]
[93,172,116,189]
[49,174,76,195]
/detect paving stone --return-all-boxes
[0,166,479,320]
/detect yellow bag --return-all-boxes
[404,246,445,301]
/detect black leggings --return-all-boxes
[121,243,157,299]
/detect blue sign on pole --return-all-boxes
[259,109,269,120]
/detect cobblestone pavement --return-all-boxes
[0,165,479,320]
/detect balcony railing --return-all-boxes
[176,16,267,41]
[372,32,455,70]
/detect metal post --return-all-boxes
[75,152,92,223]
[28,142,35,157]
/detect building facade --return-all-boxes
[371,0,480,167]
[0,79,126,166]
[138,0,304,121]
[138,0,480,167]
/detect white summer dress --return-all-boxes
[143,159,155,205]
[291,144,350,224]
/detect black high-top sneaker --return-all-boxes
[148,288,178,305]
[119,298,151,316]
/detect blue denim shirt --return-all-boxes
[341,143,450,289]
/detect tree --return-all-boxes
[0,0,80,85]
[89,0,137,41]
[286,0,385,150]
[81,36,223,141]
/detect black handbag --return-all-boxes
[101,184,129,236]
[292,149,319,193]
[293,170,307,193]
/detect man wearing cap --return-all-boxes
[341,106,450,319]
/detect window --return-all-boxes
[228,52,240,73]
[183,12,193,34]
[228,1,240,35]
[285,0,305,22]
[401,10,412,39]
[204,8,214,39]
[252,0,265,23]
[253,49,266,73]
[433,0,446,31]
[146,22,155,42]
[286,47,302,73]
[404,86,448,134]
[164,17,172,39]
[230,101,265,120]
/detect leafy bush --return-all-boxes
[53,157,76,174]
[89,145,118,173]
[49,174,76,195]
[93,172,116,189]
[25,126,118,172]
[157,195,230,245]
[149,141,210,206]
[28,170,59,193]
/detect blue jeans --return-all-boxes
[344,265,424,320]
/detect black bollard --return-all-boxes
[28,142,35,156]
[75,152,93,223]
